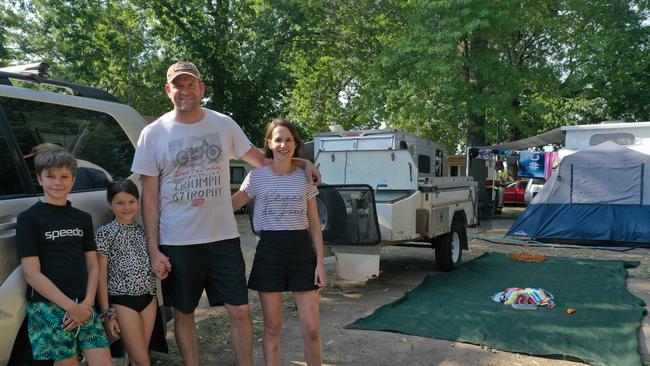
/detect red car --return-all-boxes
[504,180,528,205]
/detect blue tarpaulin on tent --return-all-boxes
[508,203,650,244]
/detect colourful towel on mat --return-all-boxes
[492,287,556,308]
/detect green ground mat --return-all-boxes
[346,252,647,366]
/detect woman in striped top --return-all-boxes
[232,118,326,366]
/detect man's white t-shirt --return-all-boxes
[131,108,253,245]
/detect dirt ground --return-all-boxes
[150,207,650,365]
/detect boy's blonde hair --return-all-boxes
[34,148,77,176]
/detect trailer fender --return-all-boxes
[452,211,469,250]
[432,213,468,271]
[434,218,467,271]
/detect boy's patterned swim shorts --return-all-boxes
[27,301,109,360]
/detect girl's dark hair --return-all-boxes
[263,118,303,159]
[107,178,139,202]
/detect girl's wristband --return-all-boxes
[100,307,117,322]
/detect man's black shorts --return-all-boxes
[160,238,247,314]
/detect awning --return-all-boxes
[476,127,565,150]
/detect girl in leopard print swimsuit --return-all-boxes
[96,179,158,366]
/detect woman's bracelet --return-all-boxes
[100,307,117,322]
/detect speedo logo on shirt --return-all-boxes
[44,228,84,240]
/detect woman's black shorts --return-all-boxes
[248,230,318,292]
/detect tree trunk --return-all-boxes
[465,32,488,147]
[468,112,486,147]
[209,68,226,112]
[206,0,227,113]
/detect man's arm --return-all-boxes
[239,147,266,168]
[141,174,171,279]
[239,147,322,184]
[292,157,322,185]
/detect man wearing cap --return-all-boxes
[131,61,321,366]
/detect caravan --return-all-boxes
[560,121,650,158]
[311,129,478,280]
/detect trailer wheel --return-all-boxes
[316,186,347,240]
[435,220,466,271]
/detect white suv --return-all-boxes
[0,63,147,365]
[524,178,545,204]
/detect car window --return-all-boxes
[0,97,135,192]
[0,131,26,197]
[230,166,247,185]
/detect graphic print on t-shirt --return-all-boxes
[259,191,306,220]
[44,227,84,240]
[173,134,223,168]
[169,133,225,206]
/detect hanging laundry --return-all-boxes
[495,160,505,171]
[544,151,559,180]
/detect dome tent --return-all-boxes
[506,141,650,245]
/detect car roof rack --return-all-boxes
[0,62,120,103]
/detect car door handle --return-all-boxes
[0,215,17,231]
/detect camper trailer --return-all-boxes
[560,121,650,159]
[314,129,449,178]
[311,129,478,280]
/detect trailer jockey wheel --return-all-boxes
[316,186,347,241]
[434,220,466,271]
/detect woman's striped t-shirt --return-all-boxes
[240,166,318,231]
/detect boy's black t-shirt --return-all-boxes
[16,201,97,303]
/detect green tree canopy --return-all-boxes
[4,0,650,152]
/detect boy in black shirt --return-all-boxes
[16,149,111,365]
